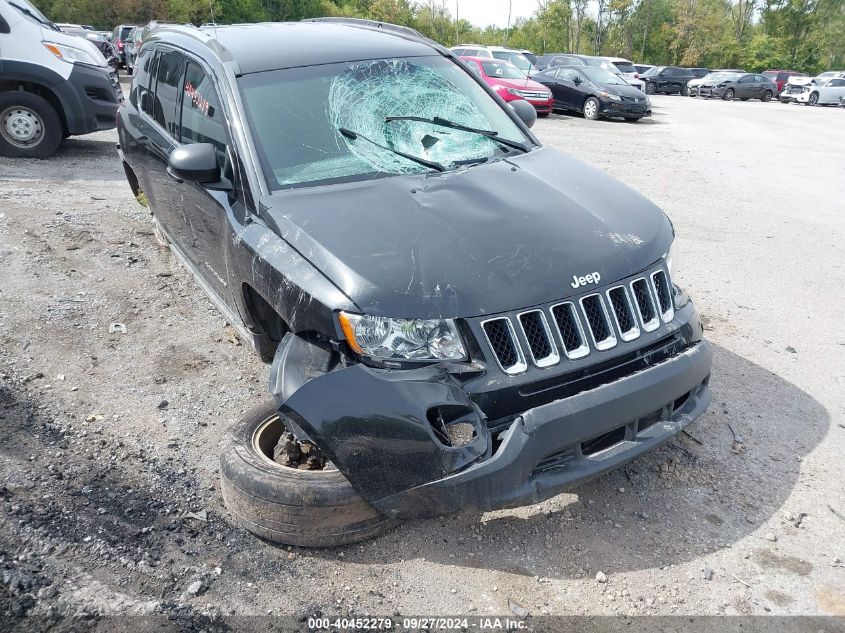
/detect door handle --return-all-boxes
[166,166,183,183]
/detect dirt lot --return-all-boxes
[1,88,844,628]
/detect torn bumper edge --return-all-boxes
[271,330,712,519]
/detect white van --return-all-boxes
[0,0,122,157]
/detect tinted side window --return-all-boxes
[739,75,753,83]
[180,61,229,169]
[152,50,184,136]
[129,47,152,107]
[755,75,768,83]
[829,79,845,87]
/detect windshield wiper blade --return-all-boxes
[338,127,445,173]
[385,115,530,153]
[10,2,60,30]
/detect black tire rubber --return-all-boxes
[645,83,655,95]
[723,88,735,101]
[762,90,772,102]
[0,91,63,159]
[220,401,397,547]
[808,92,819,106]
[740,97,748,101]
[582,96,600,120]
[681,85,689,96]
[624,117,642,122]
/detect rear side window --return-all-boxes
[180,61,229,168]
[152,50,184,136]
[612,61,636,73]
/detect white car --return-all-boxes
[450,44,538,76]
[795,76,845,105]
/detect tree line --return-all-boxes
[33,0,844,73]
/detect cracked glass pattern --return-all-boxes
[328,59,498,173]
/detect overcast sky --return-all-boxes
[447,0,539,29]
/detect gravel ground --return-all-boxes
[1,87,844,629]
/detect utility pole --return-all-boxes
[505,0,512,45]
[455,0,459,46]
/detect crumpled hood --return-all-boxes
[259,146,672,319]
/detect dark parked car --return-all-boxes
[534,65,651,121]
[124,26,144,74]
[111,23,138,68]
[117,19,711,547]
[641,66,709,95]
[698,72,777,101]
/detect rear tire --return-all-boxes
[0,91,63,159]
[220,401,397,547]
[583,97,600,120]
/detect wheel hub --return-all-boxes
[1,107,44,148]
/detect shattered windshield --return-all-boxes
[239,56,531,191]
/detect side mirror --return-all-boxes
[573,76,582,85]
[509,99,537,128]
[167,143,219,183]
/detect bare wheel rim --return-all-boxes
[584,99,597,119]
[809,93,818,105]
[251,413,336,474]
[1,106,45,149]
[725,89,734,100]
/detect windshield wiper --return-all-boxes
[338,127,445,173]
[385,116,530,153]
[9,2,60,30]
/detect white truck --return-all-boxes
[0,0,121,157]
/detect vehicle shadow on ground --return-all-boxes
[314,343,829,579]
[549,111,666,125]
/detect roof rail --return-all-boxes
[301,17,429,42]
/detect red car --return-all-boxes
[762,70,808,93]
[461,56,553,116]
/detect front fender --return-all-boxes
[270,335,490,504]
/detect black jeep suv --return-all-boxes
[642,66,710,95]
[117,18,712,547]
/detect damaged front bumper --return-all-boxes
[271,312,712,519]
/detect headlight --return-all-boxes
[602,92,622,102]
[43,41,101,66]
[664,240,679,280]
[506,88,521,97]
[338,312,467,362]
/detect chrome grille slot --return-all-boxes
[631,278,660,332]
[518,310,559,368]
[579,294,617,351]
[607,286,640,342]
[650,270,674,323]
[481,317,527,375]
[550,302,589,359]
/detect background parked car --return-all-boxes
[699,72,777,101]
[111,24,138,68]
[634,63,654,74]
[123,26,144,74]
[688,69,745,96]
[450,45,538,76]
[795,76,845,105]
[534,65,650,121]
[641,66,708,95]
[530,53,644,90]
[761,70,807,93]
[461,57,552,116]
